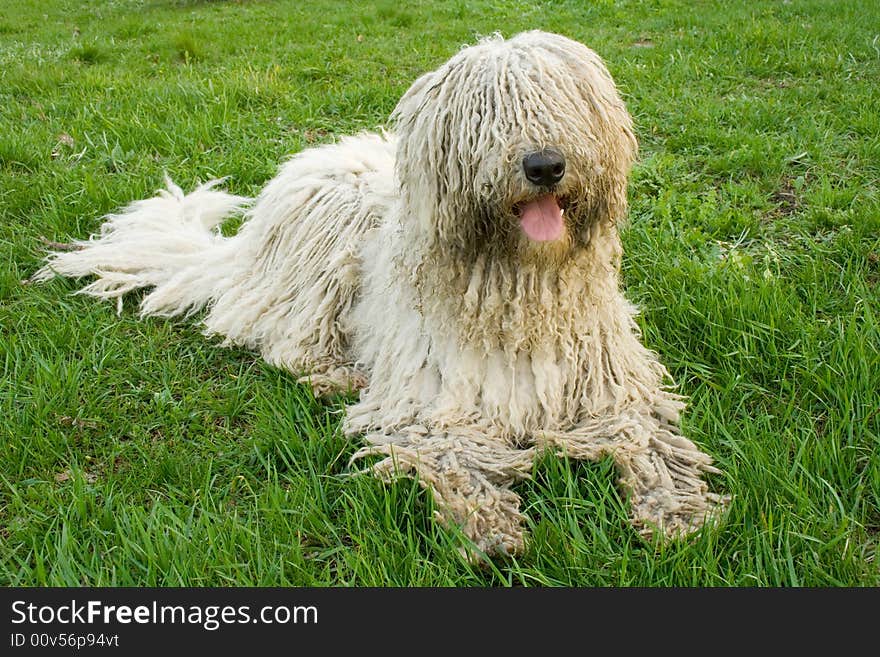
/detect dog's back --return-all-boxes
[35,132,398,390]
[204,132,397,385]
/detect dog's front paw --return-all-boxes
[350,427,534,559]
[627,478,729,542]
[431,467,527,561]
[620,432,730,541]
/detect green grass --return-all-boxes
[2,0,878,586]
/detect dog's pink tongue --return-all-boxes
[519,195,564,242]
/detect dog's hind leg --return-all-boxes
[350,426,536,559]
[535,405,728,541]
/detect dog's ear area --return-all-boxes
[390,69,442,131]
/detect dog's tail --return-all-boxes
[31,177,250,317]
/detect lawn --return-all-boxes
[1,0,878,586]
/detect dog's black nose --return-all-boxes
[522,149,565,186]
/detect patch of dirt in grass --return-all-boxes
[56,415,99,430]
[866,252,879,286]
[768,176,802,218]
[111,454,129,474]
[54,468,98,484]
[302,128,328,144]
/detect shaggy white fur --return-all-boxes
[34,31,727,556]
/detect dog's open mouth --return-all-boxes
[516,194,568,242]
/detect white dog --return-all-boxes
[35,31,726,556]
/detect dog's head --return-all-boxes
[392,31,637,264]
